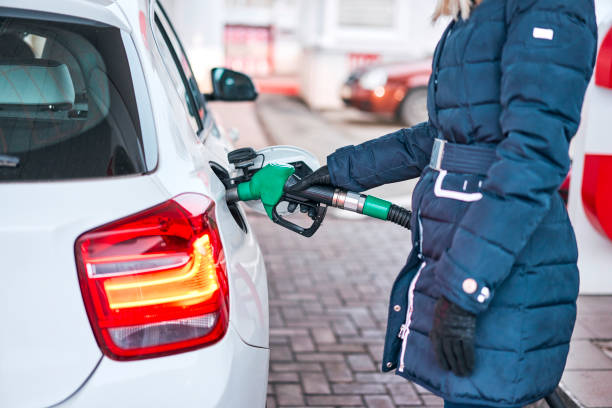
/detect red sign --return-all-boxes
[224,25,273,77]
[348,53,380,70]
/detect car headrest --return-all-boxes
[41,28,110,129]
[0,59,75,119]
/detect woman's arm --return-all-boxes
[326,121,437,192]
[433,0,598,314]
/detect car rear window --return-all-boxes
[0,14,147,181]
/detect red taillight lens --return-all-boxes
[582,154,612,241]
[75,194,228,360]
[595,27,612,89]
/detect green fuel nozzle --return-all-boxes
[226,165,411,235]
[222,147,411,236]
[232,163,295,219]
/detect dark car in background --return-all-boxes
[341,59,432,126]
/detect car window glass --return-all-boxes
[152,8,204,133]
[0,15,147,181]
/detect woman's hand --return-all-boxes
[287,165,332,191]
[429,296,476,377]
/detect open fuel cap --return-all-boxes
[236,145,321,216]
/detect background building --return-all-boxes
[163,0,445,108]
[298,1,445,108]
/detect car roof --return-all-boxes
[0,0,130,31]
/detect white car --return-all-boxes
[0,1,269,407]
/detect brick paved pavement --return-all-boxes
[248,213,444,408]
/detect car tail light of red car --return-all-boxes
[596,26,612,89]
[75,194,229,360]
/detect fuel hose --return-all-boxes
[296,185,411,229]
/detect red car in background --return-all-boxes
[341,59,432,125]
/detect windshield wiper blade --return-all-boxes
[0,154,19,167]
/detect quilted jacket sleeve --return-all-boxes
[326,121,437,192]
[434,0,598,314]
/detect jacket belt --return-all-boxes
[429,138,497,176]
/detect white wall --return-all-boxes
[161,0,446,103]
[300,0,443,57]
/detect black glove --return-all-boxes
[287,165,332,192]
[429,296,476,377]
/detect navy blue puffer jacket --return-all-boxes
[326,0,597,406]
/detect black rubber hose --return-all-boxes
[387,204,412,229]
[544,388,568,408]
[288,185,335,206]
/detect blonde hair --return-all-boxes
[433,0,483,21]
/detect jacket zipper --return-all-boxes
[398,261,426,373]
[418,210,424,258]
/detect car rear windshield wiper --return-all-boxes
[0,154,19,167]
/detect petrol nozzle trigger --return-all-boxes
[269,173,328,237]
[271,199,327,237]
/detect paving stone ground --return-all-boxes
[248,213,442,408]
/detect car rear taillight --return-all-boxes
[75,194,228,360]
[582,154,612,241]
[595,27,612,89]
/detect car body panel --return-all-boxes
[58,326,269,408]
[0,0,129,30]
